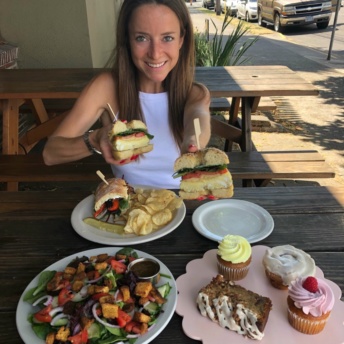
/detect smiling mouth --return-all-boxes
[147,61,166,68]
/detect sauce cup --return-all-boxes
[127,257,160,284]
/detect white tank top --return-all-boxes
[111,92,181,188]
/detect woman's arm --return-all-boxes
[182,83,211,154]
[43,72,119,165]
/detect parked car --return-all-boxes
[236,0,258,21]
[257,0,332,32]
[219,0,239,15]
[202,0,215,8]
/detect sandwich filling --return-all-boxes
[173,148,234,199]
[108,120,154,159]
[93,178,130,219]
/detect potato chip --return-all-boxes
[152,209,173,226]
[124,209,153,235]
[166,197,183,211]
[144,201,166,212]
[121,188,183,236]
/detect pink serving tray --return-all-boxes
[176,246,344,343]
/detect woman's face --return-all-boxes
[128,4,184,93]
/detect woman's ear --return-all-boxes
[179,35,184,49]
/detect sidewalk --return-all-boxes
[190,6,344,187]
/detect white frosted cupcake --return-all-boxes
[262,245,316,290]
[217,235,252,281]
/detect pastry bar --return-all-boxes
[196,275,272,340]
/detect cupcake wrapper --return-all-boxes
[287,309,329,335]
[217,262,250,281]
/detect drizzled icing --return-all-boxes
[262,245,315,286]
[217,235,251,263]
[288,277,335,317]
[197,293,264,340]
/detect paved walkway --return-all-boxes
[190,5,344,187]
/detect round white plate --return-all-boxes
[71,193,186,245]
[192,199,274,243]
[16,247,177,344]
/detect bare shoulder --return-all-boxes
[88,71,115,92]
[188,82,210,104]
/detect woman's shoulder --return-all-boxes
[91,70,115,87]
[188,82,211,103]
[84,70,116,97]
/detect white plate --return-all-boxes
[71,192,186,245]
[192,199,274,243]
[16,247,177,344]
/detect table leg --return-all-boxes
[2,99,23,191]
[2,99,21,155]
[224,97,241,151]
[241,97,257,187]
[240,96,255,152]
[25,98,49,124]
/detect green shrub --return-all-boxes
[195,13,258,66]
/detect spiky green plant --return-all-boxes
[195,13,258,66]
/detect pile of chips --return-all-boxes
[123,188,183,236]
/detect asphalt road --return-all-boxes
[193,1,344,66]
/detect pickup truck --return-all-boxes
[257,0,332,32]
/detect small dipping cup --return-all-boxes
[127,257,160,284]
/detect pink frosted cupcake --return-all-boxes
[287,276,335,334]
[217,235,252,281]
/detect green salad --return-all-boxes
[23,248,172,344]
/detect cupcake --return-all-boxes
[262,245,316,290]
[217,235,252,281]
[287,276,335,334]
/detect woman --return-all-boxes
[43,0,211,188]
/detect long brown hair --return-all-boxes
[111,0,196,150]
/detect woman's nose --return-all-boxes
[148,41,161,59]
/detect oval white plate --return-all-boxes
[16,247,177,344]
[71,192,186,246]
[192,199,274,243]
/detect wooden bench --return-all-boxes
[210,97,277,152]
[0,150,335,190]
[210,97,277,115]
[227,150,335,186]
[0,154,112,186]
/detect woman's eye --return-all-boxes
[135,35,147,42]
[164,36,174,42]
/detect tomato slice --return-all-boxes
[91,292,110,301]
[110,259,127,274]
[116,309,132,328]
[125,320,141,333]
[34,304,53,323]
[68,328,88,344]
[58,287,74,306]
[107,199,119,212]
[93,203,106,218]
[182,168,228,180]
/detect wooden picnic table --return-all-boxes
[0,65,319,155]
[0,186,343,343]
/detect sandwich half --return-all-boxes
[173,147,234,200]
[93,177,131,219]
[108,120,154,160]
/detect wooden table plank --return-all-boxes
[0,186,343,343]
